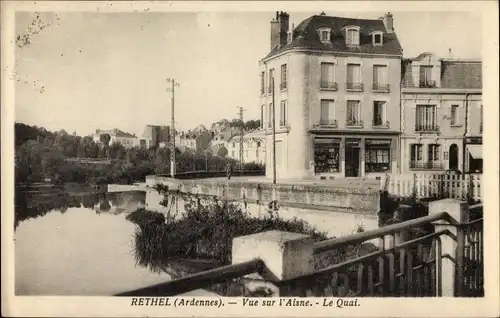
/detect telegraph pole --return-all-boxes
[237,106,245,174]
[166,78,180,177]
[271,76,276,185]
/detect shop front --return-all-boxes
[312,134,397,179]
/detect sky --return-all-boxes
[14,10,482,137]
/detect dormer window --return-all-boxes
[372,31,383,46]
[345,26,360,46]
[318,27,331,43]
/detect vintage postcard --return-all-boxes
[1,1,499,317]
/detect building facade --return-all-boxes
[140,125,170,149]
[227,130,266,164]
[93,129,138,148]
[400,53,482,173]
[259,11,402,180]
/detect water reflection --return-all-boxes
[15,188,146,229]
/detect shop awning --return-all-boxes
[467,144,483,159]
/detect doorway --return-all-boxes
[345,139,361,177]
[449,144,459,171]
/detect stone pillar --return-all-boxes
[232,230,314,296]
[429,198,469,297]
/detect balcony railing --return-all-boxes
[373,120,390,128]
[346,119,364,127]
[279,120,288,127]
[419,81,437,88]
[346,82,364,92]
[280,83,287,91]
[409,161,444,170]
[268,86,272,94]
[415,124,440,132]
[372,84,390,92]
[320,81,338,90]
[313,119,338,128]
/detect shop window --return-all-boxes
[314,138,341,173]
[365,139,391,173]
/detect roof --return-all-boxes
[229,130,266,142]
[96,128,136,138]
[401,59,482,89]
[263,14,403,60]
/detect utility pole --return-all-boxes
[237,106,245,175]
[271,76,276,185]
[166,78,180,177]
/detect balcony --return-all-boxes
[372,84,390,93]
[280,83,287,91]
[409,161,444,170]
[415,124,440,132]
[346,82,363,92]
[320,81,338,91]
[372,120,390,128]
[346,119,364,128]
[313,119,338,128]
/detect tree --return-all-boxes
[217,146,228,158]
[107,142,126,159]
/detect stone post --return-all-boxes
[232,230,314,297]
[429,198,469,297]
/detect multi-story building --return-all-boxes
[259,11,402,180]
[175,129,213,153]
[139,125,170,149]
[93,128,138,148]
[227,130,266,164]
[400,53,482,173]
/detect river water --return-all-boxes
[14,189,215,296]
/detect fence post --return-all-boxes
[232,230,314,297]
[429,198,469,296]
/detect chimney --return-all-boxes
[270,11,290,50]
[448,48,454,59]
[382,12,394,33]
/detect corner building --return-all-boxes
[259,11,402,180]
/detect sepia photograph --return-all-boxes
[1,1,499,317]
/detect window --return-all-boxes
[320,30,330,42]
[373,33,383,45]
[428,144,440,161]
[275,140,283,166]
[346,63,362,90]
[346,28,359,46]
[280,100,287,126]
[268,69,274,93]
[260,105,265,128]
[450,105,459,125]
[373,65,388,91]
[410,144,423,168]
[373,101,386,126]
[346,100,361,126]
[232,142,235,148]
[314,138,340,173]
[268,103,273,128]
[287,30,293,43]
[365,139,391,173]
[280,64,287,90]
[419,66,434,87]
[231,151,235,157]
[480,104,483,133]
[320,99,335,125]
[260,72,265,95]
[415,105,438,131]
[320,63,336,89]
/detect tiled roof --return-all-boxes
[264,14,403,60]
[96,129,136,138]
[441,61,482,89]
[401,59,482,89]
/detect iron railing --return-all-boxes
[415,124,439,132]
[315,119,338,127]
[115,258,264,296]
[373,120,390,128]
[372,84,390,92]
[320,81,338,90]
[346,82,364,91]
[280,83,287,90]
[410,161,444,170]
[346,119,364,127]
